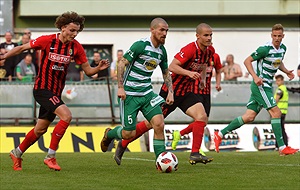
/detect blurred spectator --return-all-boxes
[297,64,300,80]
[66,59,84,81]
[221,54,243,81]
[15,53,36,82]
[0,31,19,81]
[23,29,32,39]
[90,52,109,81]
[110,49,124,81]
[0,54,8,81]
[17,34,38,72]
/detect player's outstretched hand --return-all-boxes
[98,59,110,71]
[286,70,294,81]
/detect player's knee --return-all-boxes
[35,128,48,137]
[244,115,255,123]
[122,130,136,139]
[60,113,72,123]
[153,123,164,133]
[195,114,207,124]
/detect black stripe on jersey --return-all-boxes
[38,39,56,90]
[52,41,64,95]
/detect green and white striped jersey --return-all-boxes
[251,41,286,88]
[123,37,168,96]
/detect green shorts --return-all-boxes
[119,91,165,131]
[247,82,277,113]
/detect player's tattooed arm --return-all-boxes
[117,57,129,88]
[162,68,173,93]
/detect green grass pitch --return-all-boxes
[1,151,299,190]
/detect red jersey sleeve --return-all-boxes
[174,43,194,65]
[73,41,88,64]
[213,53,223,70]
[30,35,53,50]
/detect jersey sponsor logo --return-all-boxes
[48,52,70,64]
[150,95,164,107]
[272,59,281,68]
[144,59,158,70]
[190,62,206,72]
[52,65,65,71]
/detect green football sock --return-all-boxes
[271,118,285,147]
[153,139,166,158]
[221,116,244,136]
[107,126,123,139]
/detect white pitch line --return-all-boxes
[122,157,300,167]
[123,157,155,162]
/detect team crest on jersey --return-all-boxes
[69,49,73,56]
[144,59,158,70]
[272,59,281,68]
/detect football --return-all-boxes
[156,151,178,173]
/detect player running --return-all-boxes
[100,17,174,160]
[114,23,217,165]
[214,24,299,155]
[1,11,109,171]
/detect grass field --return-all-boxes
[0,151,299,190]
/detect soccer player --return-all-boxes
[0,11,109,171]
[113,23,217,165]
[100,18,174,160]
[214,23,299,155]
[172,51,222,154]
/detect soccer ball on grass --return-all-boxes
[156,151,178,173]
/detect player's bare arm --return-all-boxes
[279,62,294,80]
[199,64,207,89]
[162,68,174,105]
[117,57,129,100]
[169,58,200,79]
[1,43,31,60]
[81,61,101,77]
[215,68,222,91]
[244,56,263,86]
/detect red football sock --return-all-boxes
[19,128,39,153]
[180,123,194,136]
[121,121,150,147]
[191,121,206,153]
[49,120,69,151]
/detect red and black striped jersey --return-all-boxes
[30,34,87,96]
[161,41,215,96]
[195,53,223,95]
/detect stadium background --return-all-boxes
[0,0,299,153]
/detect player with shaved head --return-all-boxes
[100,17,174,164]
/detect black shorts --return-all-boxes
[159,90,202,119]
[195,94,211,117]
[33,89,65,122]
